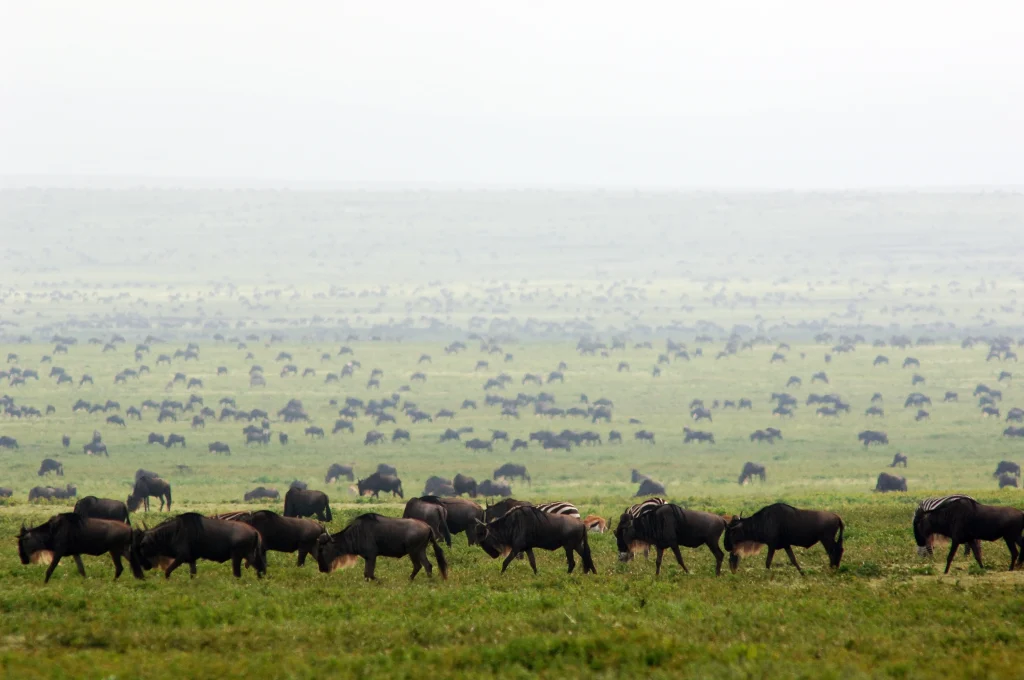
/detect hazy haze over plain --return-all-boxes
[3,1,1023,188]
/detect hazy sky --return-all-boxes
[2,1,1023,188]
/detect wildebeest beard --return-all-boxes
[18,524,54,565]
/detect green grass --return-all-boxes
[1,339,1023,678]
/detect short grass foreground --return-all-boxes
[2,340,1024,678]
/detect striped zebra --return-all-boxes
[534,502,581,519]
[915,495,979,557]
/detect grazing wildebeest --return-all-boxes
[634,430,655,444]
[0,435,20,449]
[364,430,384,445]
[914,496,1024,572]
[130,513,266,579]
[392,428,411,442]
[357,472,404,499]
[0,487,13,498]
[18,513,133,583]
[234,510,322,566]
[244,486,280,502]
[464,438,492,451]
[73,496,130,523]
[477,479,512,497]
[283,487,333,521]
[724,503,845,573]
[61,434,70,448]
[106,414,126,427]
[316,514,448,580]
[453,473,478,497]
[738,462,766,485]
[305,426,325,439]
[875,472,907,492]
[208,441,231,455]
[38,458,64,477]
[474,506,596,575]
[29,485,77,502]
[994,461,1020,477]
[436,497,484,545]
[999,474,1018,489]
[423,476,454,496]
[890,452,908,468]
[683,428,715,444]
[165,433,186,448]
[126,476,172,512]
[615,503,727,575]
[858,430,889,446]
[403,496,453,547]
[493,463,530,485]
[147,433,166,446]
[325,463,355,483]
[608,430,623,444]
[636,478,666,496]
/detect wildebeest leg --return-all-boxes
[363,554,377,580]
[73,554,87,578]
[1002,536,1016,571]
[409,554,422,581]
[655,547,664,575]
[111,552,124,579]
[43,555,63,583]
[501,551,519,573]
[729,553,740,573]
[670,545,688,573]
[164,559,185,579]
[944,542,960,574]
[525,548,539,574]
[564,546,576,573]
[708,542,725,576]
[297,549,307,567]
[783,547,803,574]
[232,555,243,578]
[765,548,776,569]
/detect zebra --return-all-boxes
[534,502,581,519]
[915,495,979,557]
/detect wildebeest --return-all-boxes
[165,433,186,448]
[453,473,477,497]
[615,503,727,575]
[999,474,1018,489]
[147,433,166,446]
[890,452,908,468]
[244,486,280,502]
[635,478,666,497]
[738,462,766,485]
[994,461,1021,477]
[235,510,322,566]
[631,469,650,483]
[126,476,172,512]
[73,496,130,523]
[305,426,325,439]
[465,438,492,451]
[0,435,20,449]
[283,487,333,521]
[914,496,1024,572]
[208,441,231,455]
[436,497,484,544]
[858,430,889,446]
[38,458,64,477]
[315,514,448,580]
[875,472,907,493]
[129,513,266,579]
[61,434,70,448]
[18,513,133,582]
[29,484,78,502]
[477,479,512,497]
[634,430,655,444]
[356,472,404,499]
[325,463,355,483]
[377,463,398,476]
[493,463,530,484]
[724,503,845,573]
[474,506,596,574]
[683,427,715,444]
[403,496,453,547]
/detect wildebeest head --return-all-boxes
[472,519,508,559]
[129,525,155,576]
[126,493,142,513]
[912,509,934,557]
[613,514,641,562]
[723,515,764,557]
[17,521,53,565]
[314,532,359,573]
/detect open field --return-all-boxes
[2,336,1024,678]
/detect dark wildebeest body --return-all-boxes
[474,506,596,574]
[614,504,727,575]
[18,513,133,583]
[999,474,1018,489]
[738,462,766,485]
[130,513,266,579]
[315,513,447,580]
[377,463,398,476]
[477,479,512,497]
[453,473,477,497]
[325,463,355,483]
[403,496,453,547]
[423,476,453,496]
[631,469,650,483]
[237,510,322,566]
[635,478,666,496]
[724,503,845,573]
[283,488,333,521]
[38,458,64,477]
[357,472,404,499]
[483,497,532,522]
[874,472,907,492]
[493,463,530,484]
[994,461,1021,478]
[436,497,484,545]
[914,496,1024,572]
[29,485,77,502]
[73,496,130,524]
[244,486,280,502]
[127,477,171,512]
[890,452,908,468]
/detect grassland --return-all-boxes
[0,337,1023,679]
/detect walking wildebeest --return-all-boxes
[129,513,266,579]
[236,510,322,566]
[436,497,485,545]
[38,458,64,477]
[724,503,845,573]
[403,496,453,547]
[283,487,333,521]
[474,506,596,575]
[453,473,477,497]
[315,514,448,580]
[914,495,1024,572]
[890,452,908,468]
[29,485,77,502]
[634,430,656,444]
[493,463,530,484]
[738,462,766,485]
[325,463,355,483]
[73,496,130,523]
[994,461,1021,477]
[18,513,133,582]
[875,472,907,492]
[126,476,172,512]
[356,472,404,499]
[244,486,280,502]
[614,503,727,575]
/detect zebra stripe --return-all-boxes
[917,495,977,514]
[626,498,667,518]
[534,502,581,519]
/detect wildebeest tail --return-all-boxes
[428,531,448,580]
[324,502,333,523]
[166,485,172,512]
[581,530,597,574]
[831,518,845,567]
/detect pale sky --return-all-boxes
[2,1,1023,188]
